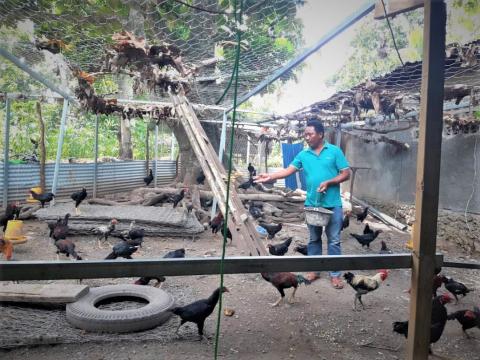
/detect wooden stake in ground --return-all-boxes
[36,101,46,192]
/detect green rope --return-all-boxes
[213,1,243,358]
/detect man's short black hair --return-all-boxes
[306,118,324,134]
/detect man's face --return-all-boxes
[304,126,324,149]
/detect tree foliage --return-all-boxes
[328,2,480,91]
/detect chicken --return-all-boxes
[196,171,205,185]
[258,222,283,239]
[90,218,118,248]
[0,203,18,232]
[441,276,472,303]
[71,187,87,215]
[171,189,186,208]
[247,163,255,177]
[447,307,480,338]
[294,244,308,256]
[248,204,263,219]
[0,238,13,260]
[267,237,292,256]
[261,272,311,307]
[52,213,70,241]
[105,241,139,259]
[238,176,254,190]
[209,212,223,234]
[171,287,229,339]
[363,223,373,235]
[47,217,62,238]
[120,220,145,247]
[55,239,82,260]
[379,240,392,254]
[356,206,369,222]
[393,294,452,354]
[220,220,233,243]
[350,230,382,248]
[29,190,55,208]
[343,270,388,310]
[341,213,349,230]
[144,169,153,186]
[134,248,185,287]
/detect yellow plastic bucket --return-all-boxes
[4,220,27,243]
[27,186,42,203]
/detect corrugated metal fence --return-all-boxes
[0,160,176,203]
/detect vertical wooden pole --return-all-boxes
[36,102,46,192]
[93,114,99,198]
[2,98,11,208]
[406,1,446,359]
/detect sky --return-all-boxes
[250,0,372,115]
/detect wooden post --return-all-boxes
[406,1,446,359]
[2,98,11,208]
[36,102,46,192]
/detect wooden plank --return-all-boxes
[374,0,424,19]
[0,283,89,303]
[0,254,443,281]
[406,2,446,359]
[171,94,267,255]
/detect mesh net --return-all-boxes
[0,0,305,107]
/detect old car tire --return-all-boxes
[66,284,175,333]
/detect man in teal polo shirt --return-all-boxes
[255,118,350,289]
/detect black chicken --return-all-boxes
[393,294,452,354]
[121,221,145,247]
[441,276,472,303]
[350,230,382,248]
[261,272,311,307]
[356,207,369,222]
[363,224,373,235]
[196,171,205,185]
[105,241,139,260]
[30,190,55,208]
[341,214,349,230]
[248,204,263,219]
[144,169,154,186]
[220,221,233,243]
[134,248,186,287]
[0,203,18,232]
[238,176,254,190]
[171,287,229,339]
[247,163,255,177]
[52,213,70,241]
[447,307,480,338]
[71,187,87,215]
[267,237,292,256]
[258,222,283,239]
[47,217,62,238]
[294,244,308,256]
[379,240,392,254]
[55,239,82,260]
[171,189,186,208]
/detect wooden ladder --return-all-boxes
[170,94,267,256]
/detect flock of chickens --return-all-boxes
[0,166,478,349]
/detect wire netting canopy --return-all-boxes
[0,0,305,107]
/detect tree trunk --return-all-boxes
[36,102,46,192]
[119,115,133,160]
[170,121,201,185]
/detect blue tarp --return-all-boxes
[281,142,306,190]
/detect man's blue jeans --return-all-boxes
[307,206,343,278]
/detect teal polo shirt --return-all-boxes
[290,142,349,208]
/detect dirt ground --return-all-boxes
[1,213,479,360]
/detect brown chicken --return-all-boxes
[0,238,13,260]
[55,239,82,260]
[261,272,311,307]
[52,213,70,241]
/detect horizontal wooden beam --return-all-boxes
[442,260,480,270]
[0,254,443,281]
